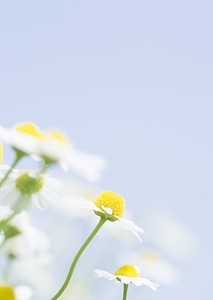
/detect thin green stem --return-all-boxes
[51,217,107,300]
[1,210,17,225]
[0,210,17,233]
[0,151,24,188]
[123,284,129,300]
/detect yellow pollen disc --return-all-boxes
[15,172,44,195]
[15,122,43,139]
[0,286,16,300]
[0,143,3,162]
[45,131,69,144]
[114,265,140,278]
[94,190,125,217]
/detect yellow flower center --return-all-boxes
[114,265,140,278]
[45,131,69,144]
[0,143,3,162]
[15,122,43,139]
[15,172,44,195]
[94,190,125,219]
[0,286,16,300]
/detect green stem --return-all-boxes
[0,151,24,188]
[123,284,129,300]
[51,217,107,300]
[0,210,17,229]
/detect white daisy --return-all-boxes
[36,129,107,181]
[0,284,33,300]
[0,165,65,210]
[136,250,179,285]
[0,123,107,182]
[73,190,144,241]
[95,264,159,291]
[0,123,43,156]
[0,205,51,259]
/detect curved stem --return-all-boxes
[51,217,107,300]
[123,284,129,300]
[0,151,24,188]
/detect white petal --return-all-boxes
[139,277,159,291]
[94,269,116,281]
[15,285,33,300]
[102,205,112,214]
[118,217,144,242]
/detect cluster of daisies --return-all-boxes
[0,122,158,300]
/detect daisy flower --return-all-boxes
[39,129,107,182]
[0,165,65,210]
[75,190,144,241]
[0,284,33,300]
[95,264,159,290]
[0,123,43,157]
[0,122,107,182]
[132,249,179,285]
[0,206,51,258]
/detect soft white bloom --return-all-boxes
[146,211,198,260]
[72,190,144,241]
[0,165,65,209]
[95,265,159,291]
[0,206,51,259]
[0,123,107,182]
[0,123,42,156]
[120,249,179,285]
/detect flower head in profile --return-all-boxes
[0,122,43,157]
[128,249,179,285]
[95,264,159,291]
[0,284,33,300]
[40,129,107,182]
[0,122,107,182]
[0,206,52,259]
[75,190,144,241]
[0,166,65,210]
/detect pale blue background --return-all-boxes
[0,1,213,299]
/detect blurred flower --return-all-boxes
[121,249,179,285]
[0,122,107,182]
[0,166,65,210]
[146,211,198,260]
[0,206,51,259]
[73,190,144,241]
[95,264,158,290]
[0,123,43,157]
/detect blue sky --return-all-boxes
[0,1,213,299]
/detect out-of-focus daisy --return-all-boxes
[0,284,33,300]
[74,190,144,241]
[120,249,179,286]
[95,264,159,291]
[0,166,65,210]
[0,123,43,157]
[0,122,107,182]
[0,206,52,259]
[146,211,198,260]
